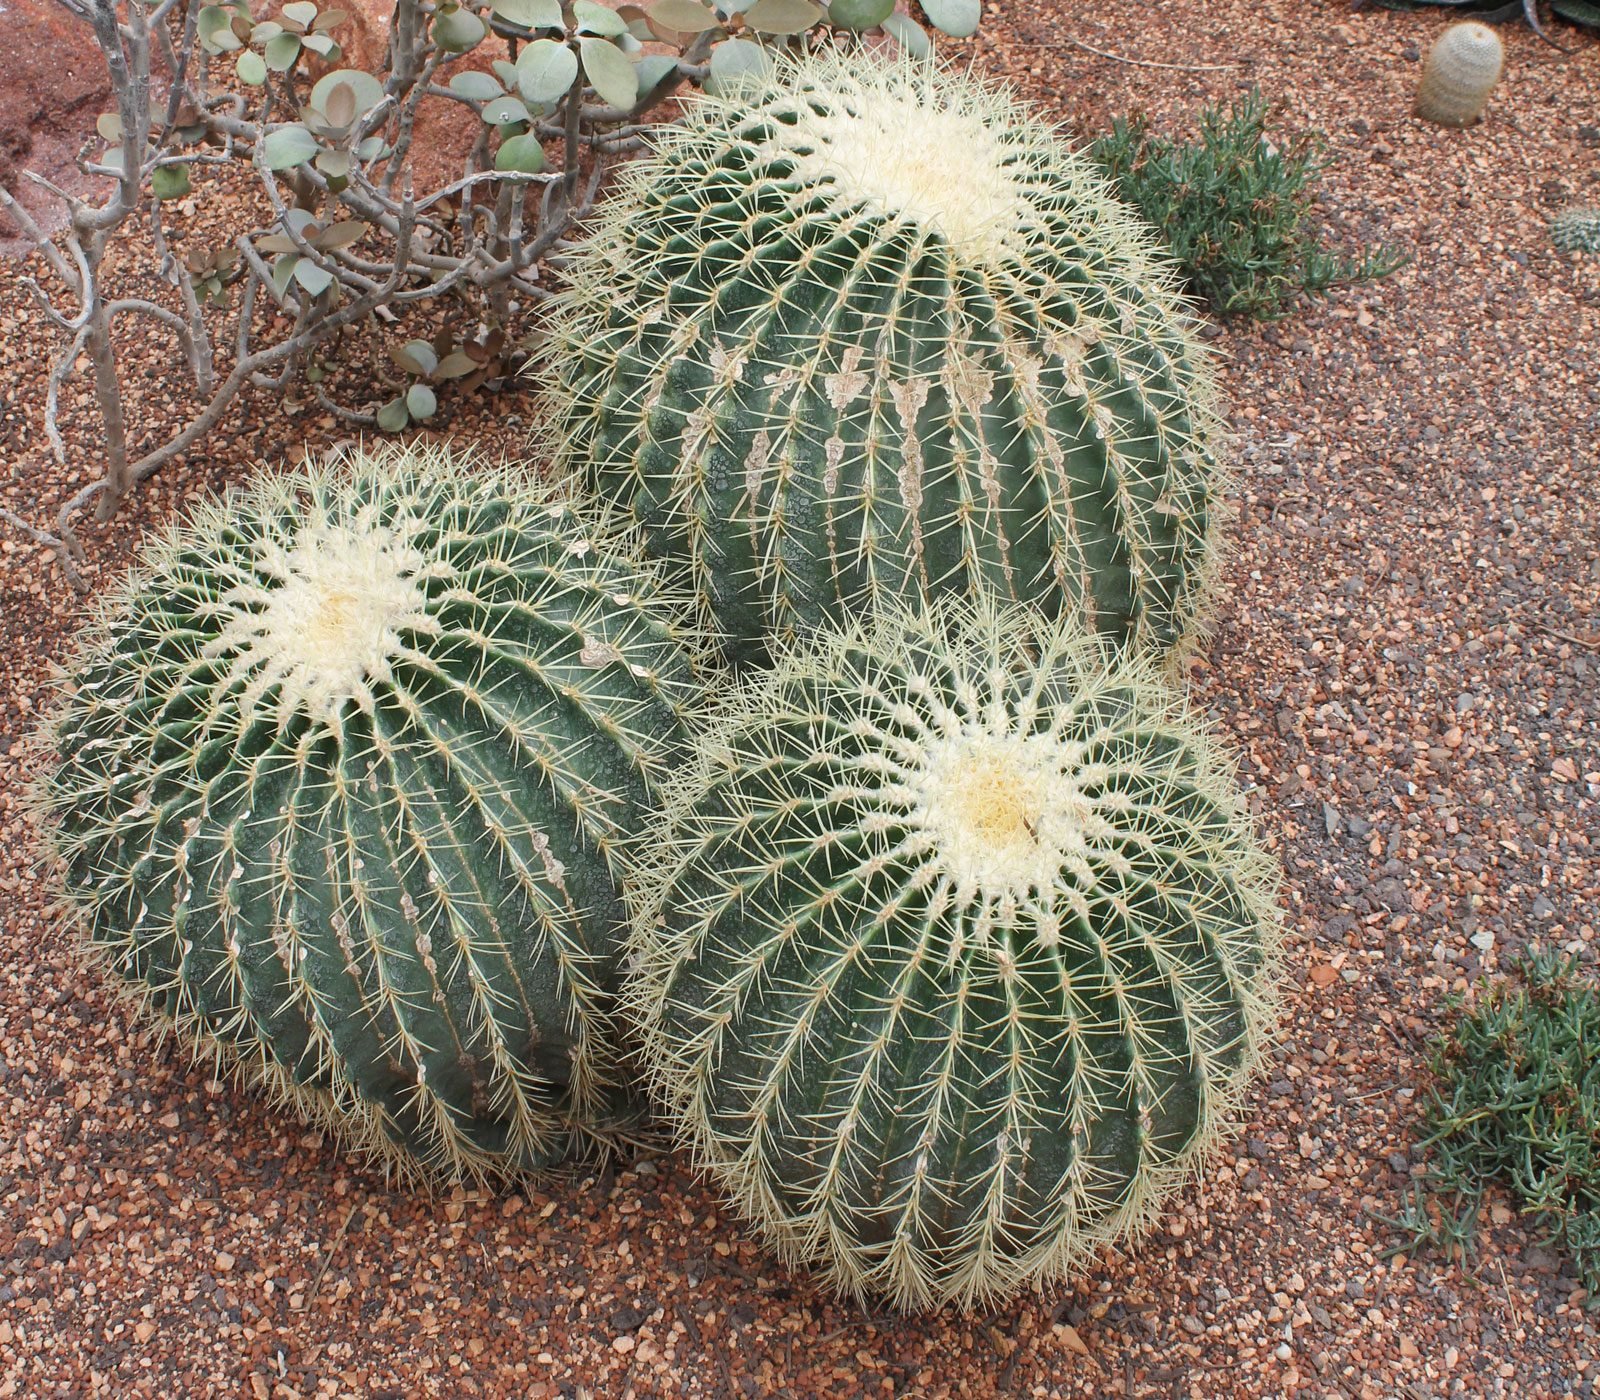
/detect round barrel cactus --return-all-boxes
[32,445,704,1184]
[628,599,1280,1310]
[542,50,1226,666]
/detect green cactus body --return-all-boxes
[1550,206,1600,254]
[1415,22,1505,128]
[33,446,704,1184]
[543,52,1227,666]
[628,599,1281,1310]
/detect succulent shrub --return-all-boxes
[1550,205,1600,254]
[543,50,1228,667]
[30,445,704,1185]
[5,1,983,575]
[1414,22,1506,127]
[1091,89,1405,322]
[627,598,1282,1310]
[1385,953,1600,1302]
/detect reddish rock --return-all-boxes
[0,0,115,252]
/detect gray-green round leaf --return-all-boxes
[744,0,822,33]
[236,49,269,84]
[376,396,411,432]
[270,255,300,298]
[281,1,319,29]
[449,70,505,100]
[579,37,638,110]
[574,0,627,35]
[435,351,480,378]
[198,4,243,51]
[705,37,767,96]
[264,32,303,70]
[150,164,192,200]
[432,6,487,51]
[262,124,319,171]
[827,0,892,29]
[481,94,532,124]
[920,0,979,37]
[302,31,339,56]
[492,0,563,26]
[394,339,439,375]
[293,257,335,297]
[315,147,353,180]
[516,39,579,104]
[406,383,438,420]
[495,133,548,173]
[95,113,124,143]
[633,52,677,96]
[310,69,385,118]
[880,10,929,54]
[648,0,718,30]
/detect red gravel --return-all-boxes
[2,1,1598,1395]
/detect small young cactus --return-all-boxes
[1550,205,1600,254]
[627,597,1282,1310]
[542,50,1227,667]
[30,445,705,1185]
[1415,22,1505,128]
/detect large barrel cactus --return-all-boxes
[628,599,1280,1309]
[31,446,703,1184]
[543,50,1226,666]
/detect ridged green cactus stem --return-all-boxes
[628,597,1282,1310]
[543,50,1228,667]
[1415,22,1505,128]
[30,445,706,1185]
[1550,205,1600,254]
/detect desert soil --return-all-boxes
[1,1,1597,1396]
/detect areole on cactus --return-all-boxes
[541,49,1228,666]
[626,597,1282,1310]
[29,444,706,1185]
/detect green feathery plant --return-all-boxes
[1387,953,1600,1303]
[29,444,706,1185]
[626,597,1282,1310]
[542,50,1228,667]
[1091,89,1404,322]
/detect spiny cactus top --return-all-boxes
[628,599,1281,1310]
[32,445,704,1185]
[543,50,1226,666]
[1415,22,1505,128]
[1550,205,1600,255]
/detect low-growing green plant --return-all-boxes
[1090,89,1404,322]
[1388,953,1600,1303]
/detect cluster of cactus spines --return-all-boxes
[542,49,1228,668]
[627,597,1282,1310]
[30,445,705,1185]
[1550,205,1600,254]
[1415,22,1506,128]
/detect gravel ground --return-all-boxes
[2,1,1597,1396]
